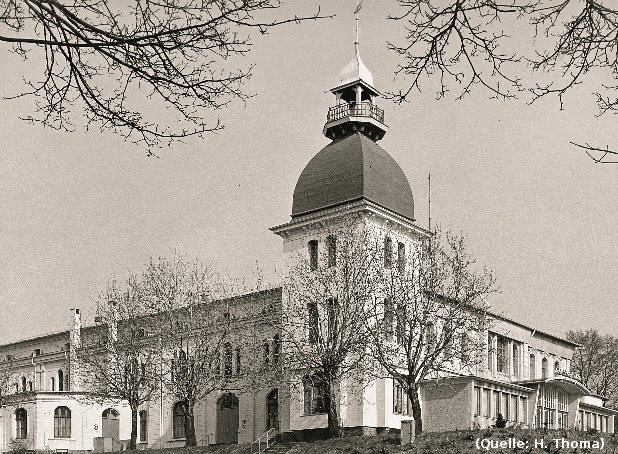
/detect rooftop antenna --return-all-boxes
[428,173,431,232]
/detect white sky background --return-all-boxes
[1,1,617,344]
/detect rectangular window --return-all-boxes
[303,378,325,415]
[474,387,481,416]
[393,384,403,414]
[384,237,393,268]
[327,236,336,268]
[496,337,507,373]
[308,240,318,271]
[502,393,509,420]
[483,389,491,417]
[511,395,518,421]
[519,396,527,423]
[493,391,501,418]
[307,301,319,344]
[383,298,393,339]
[397,242,406,273]
[139,410,147,442]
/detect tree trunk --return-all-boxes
[184,401,197,447]
[324,377,340,438]
[129,404,138,450]
[408,387,422,435]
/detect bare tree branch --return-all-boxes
[0,0,331,151]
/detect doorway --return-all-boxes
[266,389,278,432]
[102,408,120,440]
[216,393,239,444]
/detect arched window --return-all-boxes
[308,240,318,271]
[263,340,270,367]
[541,358,548,379]
[54,406,71,438]
[15,408,27,439]
[58,370,64,391]
[139,410,148,442]
[21,377,26,392]
[529,354,536,379]
[327,235,337,267]
[554,360,560,374]
[172,402,187,439]
[384,237,393,268]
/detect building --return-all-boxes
[0,43,615,453]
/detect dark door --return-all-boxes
[216,393,239,444]
[266,389,278,432]
[102,409,120,440]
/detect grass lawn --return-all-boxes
[125,428,617,454]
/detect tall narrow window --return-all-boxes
[307,301,319,344]
[326,298,338,333]
[273,334,280,366]
[541,358,548,379]
[513,344,519,379]
[15,408,27,439]
[496,337,507,373]
[58,370,64,391]
[384,237,393,268]
[172,402,187,439]
[554,360,560,374]
[308,240,318,271]
[327,235,337,267]
[397,242,406,273]
[51,377,55,391]
[474,387,481,416]
[529,354,536,380]
[21,377,26,392]
[263,340,270,367]
[224,343,233,376]
[383,298,393,339]
[139,410,147,442]
[54,406,71,438]
[424,322,436,352]
[235,347,242,374]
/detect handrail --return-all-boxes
[251,427,276,454]
[326,101,385,124]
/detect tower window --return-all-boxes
[139,410,147,442]
[327,235,337,267]
[384,237,393,268]
[308,240,318,270]
[397,242,406,273]
[307,301,319,344]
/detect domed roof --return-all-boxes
[292,133,415,220]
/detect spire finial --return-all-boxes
[354,0,364,53]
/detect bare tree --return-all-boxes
[566,329,618,407]
[0,356,16,407]
[366,230,495,434]
[0,0,328,151]
[140,254,232,447]
[281,216,382,438]
[77,278,161,450]
[388,0,618,161]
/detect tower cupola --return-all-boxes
[323,44,388,142]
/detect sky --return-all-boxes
[1,1,617,345]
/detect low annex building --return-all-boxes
[0,45,614,452]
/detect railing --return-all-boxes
[251,427,276,454]
[327,101,385,124]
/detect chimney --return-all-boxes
[71,308,82,350]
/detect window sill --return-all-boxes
[49,438,75,441]
[171,438,186,441]
[301,413,327,417]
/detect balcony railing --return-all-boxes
[327,101,385,124]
